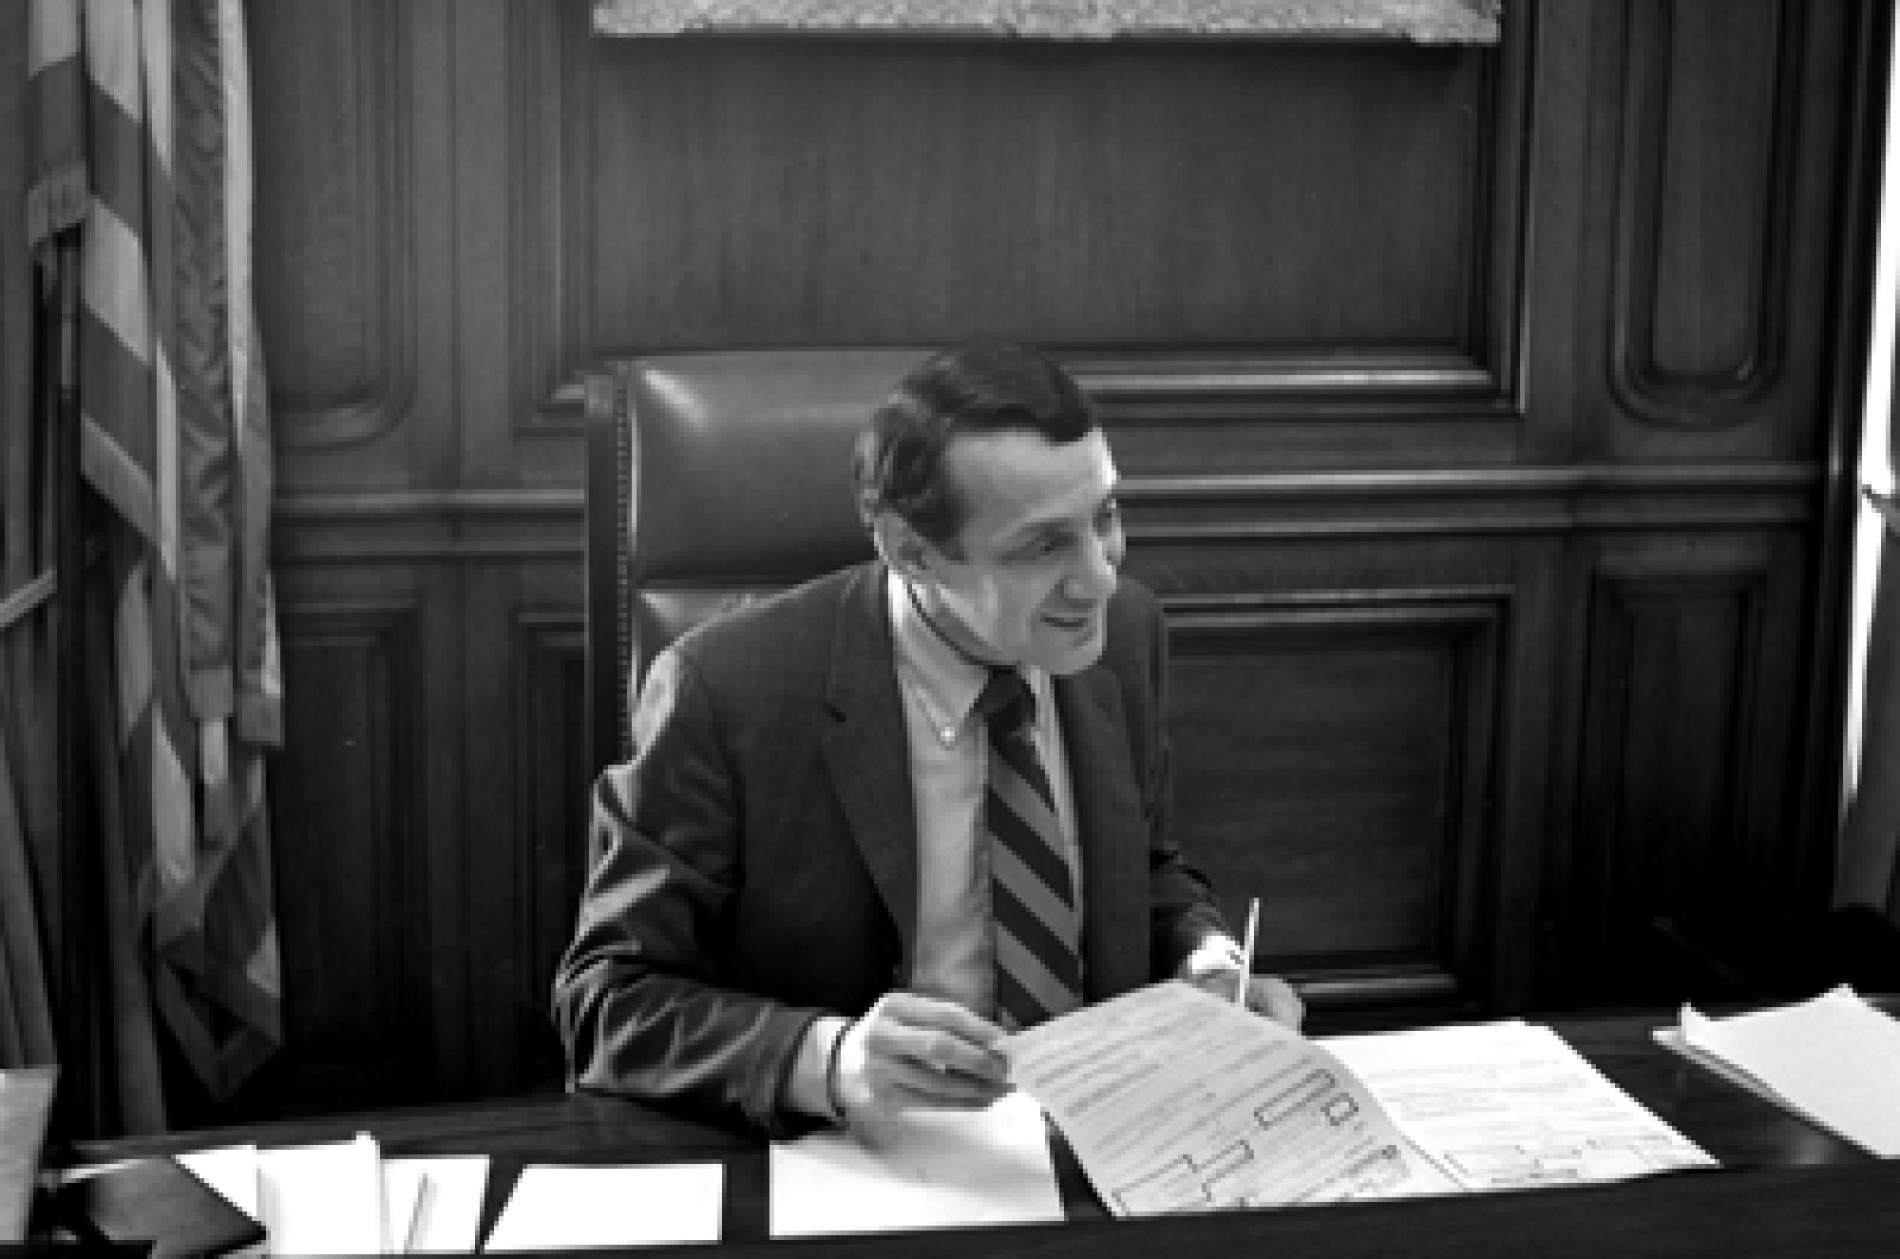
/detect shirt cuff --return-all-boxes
[780,1014,851,1123]
[1175,932,1246,983]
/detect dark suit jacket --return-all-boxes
[552,560,1229,1134]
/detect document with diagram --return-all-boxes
[1001,982,1712,1217]
[999,982,1455,1216]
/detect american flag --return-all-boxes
[27,0,283,1127]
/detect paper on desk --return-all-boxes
[482,1163,722,1251]
[384,1156,489,1253]
[176,1144,260,1222]
[1674,985,1900,1157]
[1002,981,1449,1216]
[770,1089,1062,1237]
[256,1132,386,1255]
[382,1164,424,1253]
[174,1144,485,1255]
[1320,1020,1715,1191]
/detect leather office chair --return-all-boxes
[582,348,931,781]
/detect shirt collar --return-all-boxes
[887,573,1049,747]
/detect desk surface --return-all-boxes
[72,1005,1899,1256]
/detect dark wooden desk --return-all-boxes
[69,1005,1899,1256]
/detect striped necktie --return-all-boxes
[978,669,1084,1030]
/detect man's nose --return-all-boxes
[1065,528,1120,601]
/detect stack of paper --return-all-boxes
[75,1134,493,1255]
[1654,984,1900,1156]
[90,1135,724,1253]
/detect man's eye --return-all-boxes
[1013,535,1067,563]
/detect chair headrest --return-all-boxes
[626,348,932,582]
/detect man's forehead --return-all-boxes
[948,428,1117,532]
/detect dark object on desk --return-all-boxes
[0,1068,58,1243]
[47,1157,263,1259]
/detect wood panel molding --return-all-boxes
[513,611,588,1089]
[264,461,1815,566]
[1608,0,1801,427]
[512,0,596,424]
[1161,588,1508,1014]
[254,0,418,450]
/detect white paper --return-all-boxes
[482,1164,722,1251]
[256,1132,387,1256]
[382,1165,426,1253]
[176,1144,260,1221]
[1002,981,1446,1215]
[1678,985,1900,1157]
[1321,1020,1715,1191]
[770,1090,1063,1237]
[383,1156,490,1253]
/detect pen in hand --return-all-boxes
[1235,897,1259,1008]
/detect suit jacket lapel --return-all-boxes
[1055,664,1149,1000]
[820,563,920,976]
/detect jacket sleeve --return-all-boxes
[550,647,823,1136]
[1135,591,1234,977]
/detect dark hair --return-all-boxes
[853,342,1098,551]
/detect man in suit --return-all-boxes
[553,342,1301,1136]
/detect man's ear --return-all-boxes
[872,515,934,583]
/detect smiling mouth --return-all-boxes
[1044,609,1097,633]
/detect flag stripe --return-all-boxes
[34,0,284,1108]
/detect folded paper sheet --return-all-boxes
[1659,985,1900,1157]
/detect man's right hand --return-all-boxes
[831,992,1011,1123]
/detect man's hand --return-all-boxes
[1175,935,1305,1030]
[1185,969,1306,1030]
[832,992,1011,1123]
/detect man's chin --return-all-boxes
[1036,624,1107,676]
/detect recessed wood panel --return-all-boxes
[1571,570,1768,1000]
[1608,0,1801,425]
[249,0,414,446]
[587,36,1488,352]
[515,614,590,1091]
[1164,593,1504,1011]
[263,603,430,1111]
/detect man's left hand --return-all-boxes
[1185,969,1305,1030]
[1175,937,1305,1030]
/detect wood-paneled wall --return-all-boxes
[220,0,1887,1121]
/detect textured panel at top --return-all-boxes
[594,0,1501,42]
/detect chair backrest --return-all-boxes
[583,348,931,778]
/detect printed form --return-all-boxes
[1001,982,1455,1216]
[1321,1020,1716,1191]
